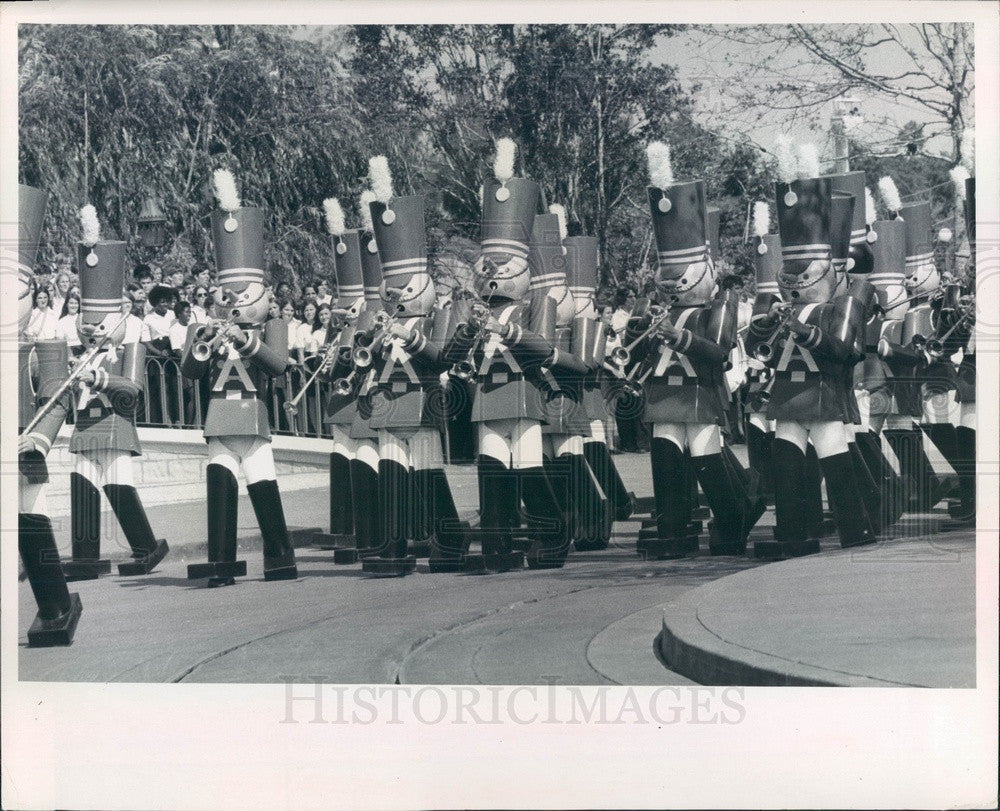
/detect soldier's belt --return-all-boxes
[775,369,823,383]
[379,381,424,395]
[212,390,259,401]
[489,372,524,385]
[648,374,698,387]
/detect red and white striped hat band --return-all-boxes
[528,271,567,290]
[781,243,832,262]
[905,252,934,267]
[850,229,867,244]
[380,256,428,279]
[757,282,781,294]
[217,266,264,286]
[364,286,381,296]
[482,238,529,259]
[81,297,121,314]
[337,284,364,298]
[657,243,708,267]
[869,272,905,283]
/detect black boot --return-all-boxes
[522,466,571,569]
[362,459,415,576]
[694,452,748,556]
[64,472,110,581]
[347,458,380,562]
[721,442,767,541]
[188,463,245,585]
[568,453,609,551]
[921,423,961,507]
[466,456,520,573]
[20,513,83,646]
[426,467,468,572]
[247,479,298,581]
[104,484,169,576]
[856,431,903,529]
[744,421,775,502]
[757,439,818,559]
[885,428,940,512]
[315,451,354,549]
[819,452,878,548]
[543,454,577,544]
[845,440,880,537]
[583,440,635,521]
[802,445,828,538]
[950,426,976,523]
[645,438,693,559]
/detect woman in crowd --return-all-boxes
[55,292,84,356]
[26,286,58,340]
[315,280,333,306]
[190,285,211,324]
[50,271,72,315]
[296,299,318,361]
[311,302,333,354]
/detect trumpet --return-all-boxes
[601,361,643,398]
[448,302,491,380]
[191,316,240,362]
[610,306,672,368]
[751,305,796,363]
[925,306,975,358]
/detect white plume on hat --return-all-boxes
[864,187,878,226]
[794,143,820,179]
[646,141,674,188]
[323,198,346,237]
[774,135,797,184]
[960,127,974,173]
[368,156,395,204]
[549,204,568,241]
[359,190,377,231]
[752,201,770,238]
[877,176,902,214]
[493,138,517,183]
[212,169,241,212]
[79,204,101,246]
[950,166,970,200]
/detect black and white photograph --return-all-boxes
[2,2,997,809]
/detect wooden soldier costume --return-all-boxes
[359,166,466,576]
[626,143,747,558]
[746,161,877,557]
[181,171,296,585]
[565,233,636,533]
[16,184,83,645]
[312,198,363,557]
[64,208,170,580]
[530,211,608,551]
[445,139,570,571]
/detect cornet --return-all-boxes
[751,305,795,363]
[448,302,491,380]
[191,315,239,362]
[609,305,672,368]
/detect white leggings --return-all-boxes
[478,419,544,470]
[544,434,584,458]
[20,477,47,515]
[207,436,277,485]
[75,449,135,489]
[774,420,848,459]
[355,438,380,473]
[378,427,443,471]
[652,422,720,458]
[330,424,357,459]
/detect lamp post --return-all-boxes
[137,197,169,249]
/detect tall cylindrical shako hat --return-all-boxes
[527,212,567,292]
[17,184,48,324]
[829,171,873,273]
[965,177,975,244]
[829,191,855,269]
[77,205,126,325]
[868,218,907,312]
[357,191,383,302]
[478,138,540,300]
[564,235,599,297]
[751,201,781,299]
[646,141,710,290]
[706,205,721,264]
[323,197,364,301]
[772,140,832,299]
[210,169,265,291]
[898,199,932,270]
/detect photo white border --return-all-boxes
[1,2,997,808]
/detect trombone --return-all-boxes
[283,314,347,417]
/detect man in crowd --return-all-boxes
[142,284,178,424]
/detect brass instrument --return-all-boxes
[751,305,796,363]
[448,302,491,381]
[283,314,348,417]
[21,311,130,437]
[925,304,975,358]
[609,306,672,369]
[191,314,240,362]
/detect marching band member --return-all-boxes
[531,208,608,551]
[564,228,636,529]
[180,170,297,586]
[17,184,83,645]
[311,197,360,556]
[625,141,746,558]
[360,157,466,576]
[746,140,877,557]
[63,205,170,580]
[445,139,570,571]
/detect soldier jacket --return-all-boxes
[70,341,145,456]
[19,340,72,484]
[626,292,738,426]
[746,289,866,424]
[180,320,288,440]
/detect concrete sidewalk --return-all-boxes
[657,526,976,687]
